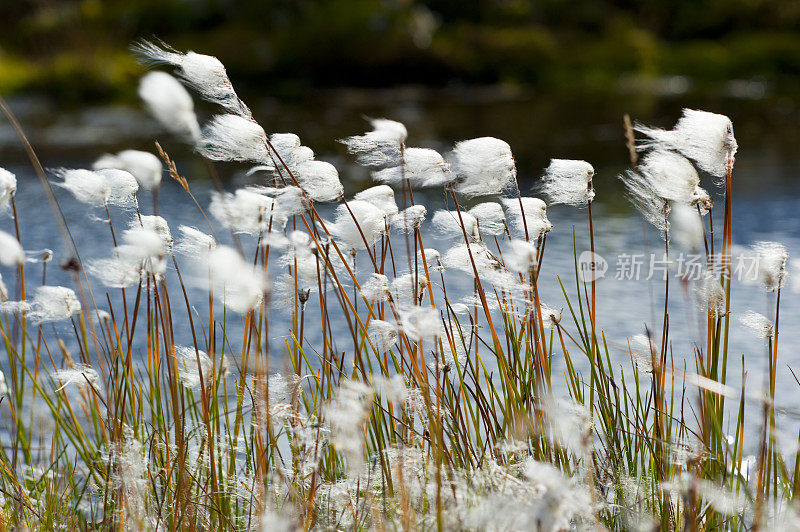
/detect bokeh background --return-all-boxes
[4,0,800,97]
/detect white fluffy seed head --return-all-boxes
[330,200,386,250]
[443,242,501,279]
[55,169,110,206]
[133,216,173,253]
[341,118,407,168]
[620,169,670,236]
[29,286,82,323]
[695,273,725,316]
[294,160,343,202]
[450,137,517,197]
[540,159,595,206]
[95,169,139,208]
[502,197,552,239]
[636,109,737,179]
[391,273,428,304]
[210,189,282,235]
[353,185,398,219]
[55,363,101,391]
[133,40,249,116]
[94,150,163,190]
[399,306,440,342]
[391,205,427,233]
[197,114,269,163]
[175,226,216,256]
[175,346,227,390]
[740,310,774,339]
[753,241,788,292]
[360,273,391,302]
[138,71,201,142]
[0,168,17,212]
[207,246,268,313]
[433,210,479,240]
[0,231,25,266]
[372,147,453,187]
[0,273,7,302]
[89,226,170,287]
[637,150,710,209]
[468,202,506,236]
[539,303,562,328]
[505,239,538,273]
[670,202,704,252]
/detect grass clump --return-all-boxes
[0,41,795,531]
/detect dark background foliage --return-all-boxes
[2,0,800,101]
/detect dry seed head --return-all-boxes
[353,185,398,218]
[133,40,249,116]
[753,241,788,292]
[468,202,506,236]
[739,310,774,339]
[432,210,480,240]
[55,169,111,207]
[94,150,163,190]
[391,205,427,233]
[197,114,269,164]
[138,71,201,142]
[95,168,139,208]
[450,137,517,197]
[0,230,25,266]
[330,199,386,250]
[360,273,391,302]
[0,168,17,212]
[502,197,552,239]
[635,108,737,180]
[293,160,343,202]
[540,159,595,206]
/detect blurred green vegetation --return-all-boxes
[2,0,800,101]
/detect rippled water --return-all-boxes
[3,87,800,447]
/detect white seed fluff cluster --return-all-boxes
[739,310,774,339]
[391,205,427,233]
[636,108,737,179]
[138,71,201,142]
[94,150,163,190]
[539,159,595,206]
[501,197,552,240]
[55,169,111,207]
[0,230,25,266]
[340,118,407,168]
[134,40,249,116]
[0,167,17,212]
[753,241,788,292]
[330,200,387,251]
[197,114,269,164]
[450,137,517,197]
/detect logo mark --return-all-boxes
[578,251,607,282]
